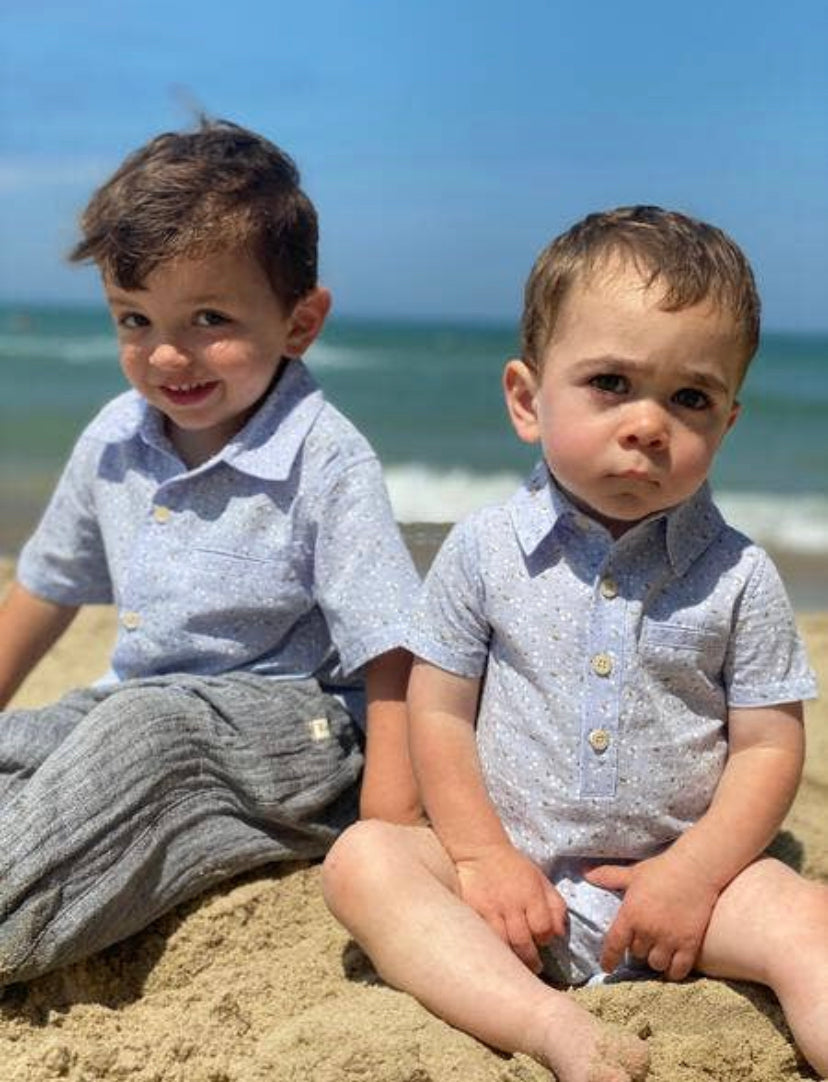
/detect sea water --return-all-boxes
[1,304,826,566]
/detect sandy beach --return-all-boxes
[0,545,825,1082]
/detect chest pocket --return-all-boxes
[638,621,727,686]
[189,547,304,608]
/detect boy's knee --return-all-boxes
[796,877,828,933]
[74,685,210,768]
[324,819,396,875]
[734,858,828,940]
[322,820,401,905]
[88,684,199,731]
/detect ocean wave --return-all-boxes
[385,465,828,555]
[386,465,523,522]
[306,340,375,369]
[0,333,117,364]
[716,492,828,555]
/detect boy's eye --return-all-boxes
[118,312,149,329]
[673,387,711,410]
[589,373,629,395]
[195,310,229,327]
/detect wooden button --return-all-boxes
[588,728,611,753]
[591,652,613,677]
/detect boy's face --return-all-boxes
[105,249,330,465]
[504,261,744,536]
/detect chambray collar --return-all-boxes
[510,461,726,575]
[88,359,325,481]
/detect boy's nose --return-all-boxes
[618,403,669,451]
[149,341,190,370]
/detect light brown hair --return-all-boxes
[521,205,760,373]
[70,119,318,309]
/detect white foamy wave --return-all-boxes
[386,467,828,555]
[386,465,522,522]
[0,334,117,364]
[305,340,373,369]
[716,492,828,555]
[61,337,119,364]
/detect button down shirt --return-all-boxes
[18,360,419,716]
[405,463,817,869]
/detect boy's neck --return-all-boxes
[550,470,679,539]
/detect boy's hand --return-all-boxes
[455,843,567,973]
[585,851,720,981]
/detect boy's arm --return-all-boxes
[359,648,423,825]
[409,658,567,972]
[0,581,79,708]
[588,702,804,980]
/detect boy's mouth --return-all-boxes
[616,467,658,484]
[161,380,220,406]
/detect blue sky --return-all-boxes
[1,0,826,329]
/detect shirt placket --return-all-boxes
[116,479,180,671]
[578,562,624,799]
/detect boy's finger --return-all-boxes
[584,863,634,892]
[505,913,542,973]
[525,893,561,944]
[544,883,568,939]
[630,933,655,961]
[600,915,632,973]
[645,943,672,973]
[666,947,695,982]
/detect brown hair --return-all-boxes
[69,119,318,309]
[521,205,760,372]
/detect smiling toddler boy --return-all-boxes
[0,120,420,985]
[323,206,826,1082]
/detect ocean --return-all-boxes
[1,304,827,604]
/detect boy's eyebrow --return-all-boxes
[104,290,135,306]
[572,355,731,395]
[104,287,149,308]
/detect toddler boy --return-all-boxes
[323,206,826,1082]
[0,120,420,986]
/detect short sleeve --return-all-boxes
[16,433,113,606]
[312,455,420,675]
[404,516,491,677]
[724,551,818,707]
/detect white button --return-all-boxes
[599,576,618,599]
[588,728,611,753]
[121,611,141,631]
[153,505,171,524]
[591,652,613,677]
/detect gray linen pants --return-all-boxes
[0,672,362,986]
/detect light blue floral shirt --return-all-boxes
[18,360,419,715]
[405,463,817,868]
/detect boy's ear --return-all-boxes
[725,400,741,435]
[285,287,332,355]
[503,359,540,444]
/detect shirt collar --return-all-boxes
[220,359,325,480]
[509,461,575,556]
[510,462,726,574]
[89,360,325,481]
[661,483,727,574]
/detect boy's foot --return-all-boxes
[532,1005,649,1082]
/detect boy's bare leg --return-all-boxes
[696,856,828,1076]
[323,821,648,1082]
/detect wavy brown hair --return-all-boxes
[70,119,318,309]
[521,205,760,376]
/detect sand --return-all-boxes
[0,557,825,1082]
